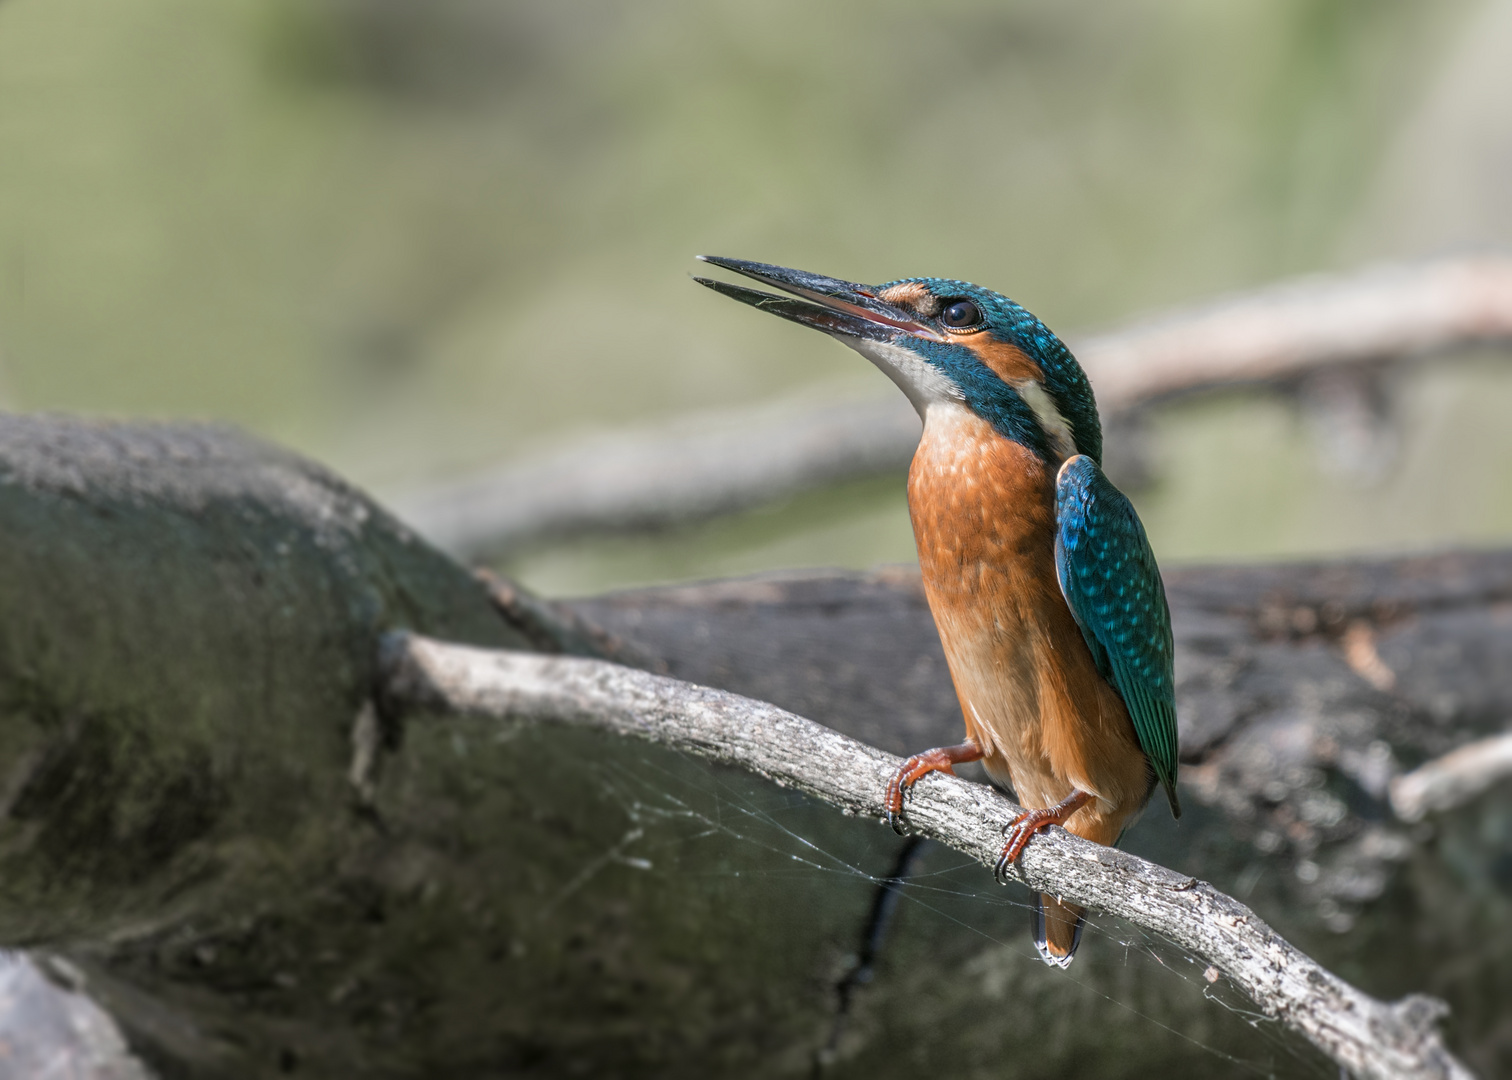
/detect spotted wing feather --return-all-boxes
[1054,455,1181,818]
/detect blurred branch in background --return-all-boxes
[393,395,921,562]
[394,254,1512,560]
[1391,731,1512,823]
[1082,253,1512,409]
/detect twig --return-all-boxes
[819,835,927,1070]
[390,254,1512,557]
[1390,732,1512,823]
[473,567,668,672]
[379,632,1475,1080]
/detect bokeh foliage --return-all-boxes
[1,0,1508,596]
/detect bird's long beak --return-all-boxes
[693,256,944,343]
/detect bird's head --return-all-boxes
[695,256,1100,465]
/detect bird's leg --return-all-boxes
[884,739,983,834]
[994,789,1094,884]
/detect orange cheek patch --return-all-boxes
[962,337,1043,384]
[878,282,933,310]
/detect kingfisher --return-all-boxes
[694,256,1180,967]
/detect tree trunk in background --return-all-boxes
[0,415,1508,1079]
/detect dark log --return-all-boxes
[0,415,1507,1078]
[0,415,532,1076]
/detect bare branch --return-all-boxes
[389,394,919,558]
[380,632,1476,1080]
[473,567,668,672]
[392,254,1512,557]
[1390,732,1512,823]
[1081,253,1512,411]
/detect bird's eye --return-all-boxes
[941,300,981,329]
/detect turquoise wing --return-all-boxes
[1054,455,1181,818]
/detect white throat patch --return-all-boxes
[840,336,964,414]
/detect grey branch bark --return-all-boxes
[381,633,1474,1080]
[392,254,1512,557]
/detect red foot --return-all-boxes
[884,740,983,834]
[994,790,1093,883]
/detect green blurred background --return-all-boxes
[3,0,1511,596]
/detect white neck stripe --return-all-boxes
[1011,379,1077,462]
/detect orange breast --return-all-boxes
[907,404,1151,843]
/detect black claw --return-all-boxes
[994,822,1024,884]
[885,776,920,835]
[993,850,1011,885]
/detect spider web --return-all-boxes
[527,728,1342,1080]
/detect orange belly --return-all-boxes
[908,404,1151,846]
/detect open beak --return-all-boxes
[693,256,944,344]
